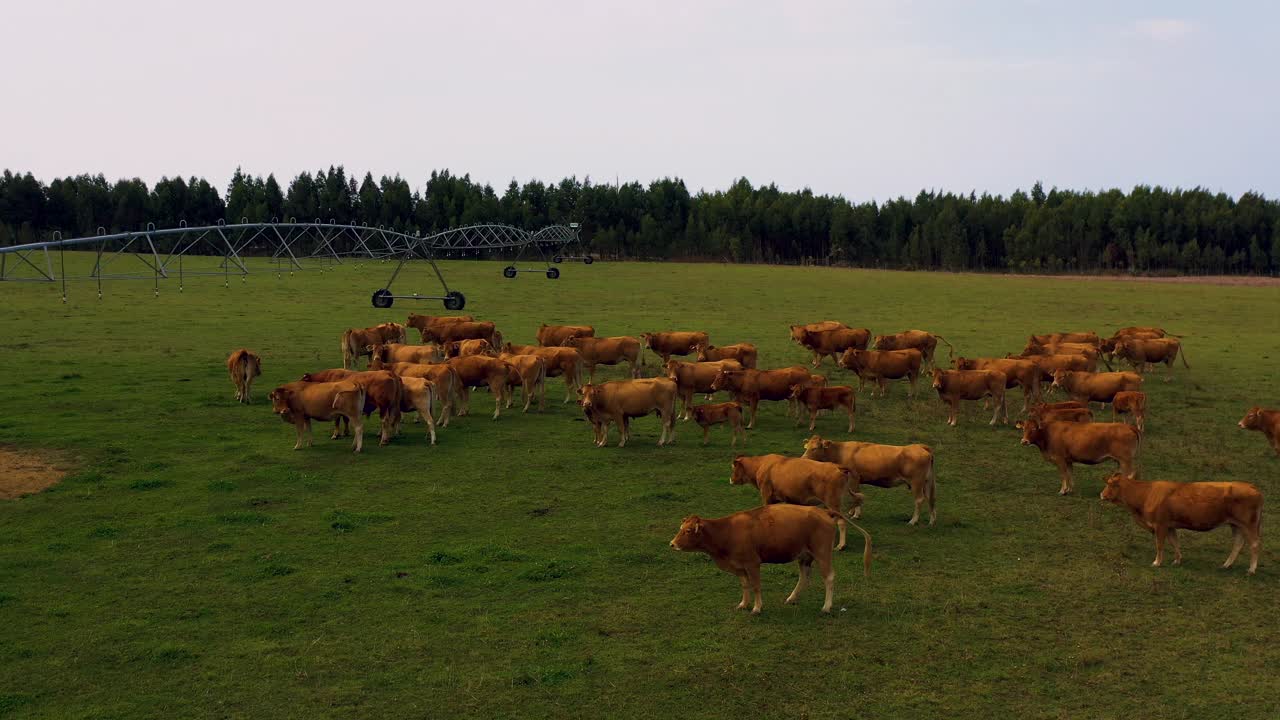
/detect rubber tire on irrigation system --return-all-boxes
[583,256,594,265]
[503,265,518,279]
[553,255,564,264]
[443,291,466,311]
[371,288,394,308]
[546,267,560,280]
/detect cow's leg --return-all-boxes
[834,518,847,551]
[1166,529,1183,565]
[490,381,502,420]
[1056,463,1072,495]
[1152,526,1167,567]
[351,415,364,453]
[1247,525,1261,575]
[747,566,763,614]
[379,410,393,446]
[989,393,1003,425]
[331,417,343,440]
[1222,525,1245,569]
[735,573,751,610]
[293,420,307,450]
[950,399,960,427]
[701,425,710,446]
[909,482,924,525]
[618,416,630,447]
[926,471,938,526]
[747,398,759,429]
[420,397,437,446]
[786,558,812,604]
[845,404,855,433]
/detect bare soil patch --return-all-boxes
[0,447,70,499]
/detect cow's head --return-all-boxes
[442,341,460,358]
[640,332,656,349]
[1239,407,1265,430]
[807,375,827,387]
[694,342,712,361]
[788,384,806,400]
[670,516,706,551]
[729,456,753,486]
[562,336,585,349]
[300,372,318,382]
[800,434,830,459]
[1100,472,1135,502]
[1019,418,1044,447]
[838,348,865,371]
[578,383,599,408]
[268,387,292,415]
[1050,369,1068,389]
[709,368,735,392]
[789,326,807,344]
[871,335,891,351]
[664,359,684,382]
[407,313,427,329]
[930,368,945,389]
[953,356,976,370]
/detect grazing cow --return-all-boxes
[406,313,474,342]
[393,376,438,445]
[1112,390,1147,432]
[872,330,953,367]
[710,366,813,429]
[930,369,1008,426]
[689,402,746,447]
[1029,332,1100,347]
[1014,352,1096,380]
[666,359,743,419]
[838,348,923,398]
[790,321,848,345]
[1018,419,1140,495]
[802,435,937,525]
[1051,370,1143,405]
[446,356,512,419]
[729,454,869,554]
[640,331,709,364]
[1100,329,1166,360]
[341,323,406,369]
[564,335,642,381]
[501,343,585,403]
[1021,339,1102,369]
[1239,407,1280,455]
[368,342,441,367]
[1025,401,1093,424]
[269,381,366,452]
[226,349,262,404]
[498,353,547,413]
[953,356,1041,412]
[443,339,495,358]
[579,378,678,447]
[670,505,856,614]
[794,327,871,367]
[299,369,404,446]
[1112,336,1188,379]
[536,324,595,347]
[418,320,501,348]
[1100,472,1262,575]
[789,384,856,433]
[371,360,460,426]
[696,342,759,369]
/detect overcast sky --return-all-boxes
[3,1,1276,200]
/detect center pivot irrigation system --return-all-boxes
[0,220,590,310]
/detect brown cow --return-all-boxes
[1019,419,1140,495]
[1051,370,1143,405]
[501,343,585,403]
[564,335,642,381]
[269,381,366,452]
[953,356,1041,412]
[1239,407,1280,455]
[930,369,1008,426]
[1115,326,1168,338]
[579,378,677,447]
[1025,401,1094,424]
[419,320,501,348]
[1021,339,1102,369]
[393,376,438,445]
[872,330,953,367]
[789,384,856,433]
[689,402,746,447]
[669,505,849,614]
[640,331,709,364]
[1112,390,1147,432]
[790,321,848,345]
[802,435,936,525]
[442,339,494,358]
[446,356,512,419]
[1014,352,1096,380]
[794,327,871,367]
[536,324,595,347]
[1029,331,1100,347]
[226,349,262,404]
[498,353,547,413]
[710,366,813,429]
[299,369,404,446]
[368,342,441,367]
[1101,472,1262,574]
[838,348,922,398]
[341,322,406,369]
[729,454,869,554]
[371,360,460,426]
[696,342,758,369]
[1100,329,1166,360]
[406,313,474,341]
[666,359,743,419]
[1112,336,1188,380]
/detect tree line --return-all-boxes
[3,167,1278,275]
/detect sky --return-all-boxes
[2,0,1277,201]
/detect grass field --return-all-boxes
[2,257,1279,719]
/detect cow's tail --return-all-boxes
[1178,343,1190,369]
[333,385,366,413]
[934,335,956,362]
[818,499,872,578]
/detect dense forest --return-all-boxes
[2,167,1278,275]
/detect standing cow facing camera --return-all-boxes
[269,381,366,452]
[1239,407,1280,455]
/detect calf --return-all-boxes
[640,331,709,364]
[499,353,547,413]
[1101,472,1262,574]
[368,342,441,367]
[446,356,512,419]
[372,360,460,426]
[341,322,406,369]
[226,348,262,404]
[666,359,743,419]
[1051,370,1142,405]
[838,348,922,398]
[1112,336,1188,379]
[954,356,1041,412]
[802,435,937,525]
[300,369,403,446]
[1019,418,1140,495]
[393,376,438,445]
[579,378,678,447]
[930,368,1008,426]
[501,343,585,403]
[696,342,758,369]
[710,366,813,429]
[789,384,856,433]
[1239,407,1280,456]
[670,505,852,614]
[443,338,495,358]
[536,323,594,347]
[730,454,868,555]
[689,402,746,447]
[1112,390,1147,432]
[872,330,953,367]
[269,381,366,452]
[795,327,871,367]
[564,335,642,381]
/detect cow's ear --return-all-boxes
[1126,472,1138,480]
[1014,421,1024,429]
[820,439,833,449]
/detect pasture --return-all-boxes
[1,258,1279,719]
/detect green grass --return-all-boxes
[2,256,1280,719]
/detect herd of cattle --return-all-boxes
[223,316,1280,614]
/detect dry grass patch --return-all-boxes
[0,447,69,499]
